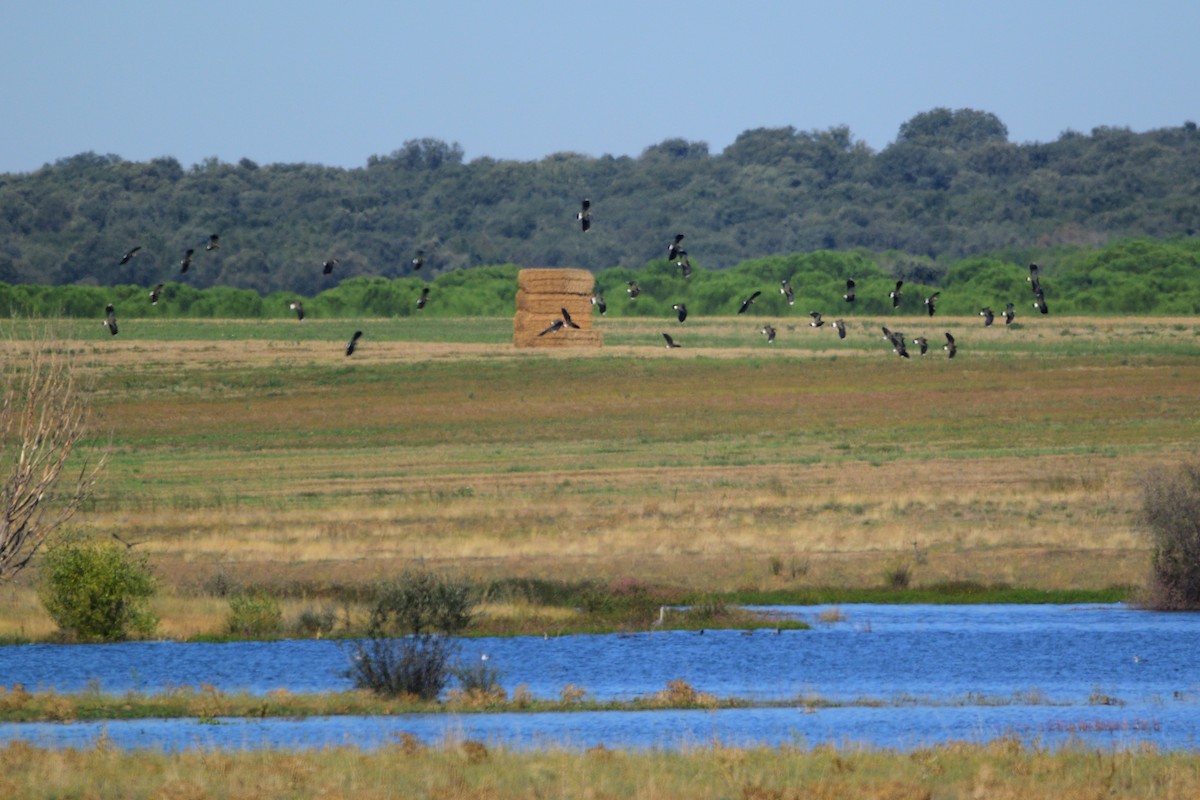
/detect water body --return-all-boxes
[3,604,1198,751]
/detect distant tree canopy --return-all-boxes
[0,108,1197,297]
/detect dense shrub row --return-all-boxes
[3,237,1199,319]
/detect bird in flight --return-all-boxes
[180,248,194,273]
[345,330,363,356]
[913,336,929,356]
[206,234,220,251]
[578,198,591,232]
[538,319,566,336]
[1033,287,1048,314]
[417,287,430,309]
[560,307,581,329]
[843,279,856,303]
[668,234,685,261]
[322,259,339,275]
[944,331,957,358]
[662,332,681,349]
[890,280,904,308]
[103,304,118,335]
[760,324,776,343]
[780,279,795,305]
[627,281,640,299]
[832,319,847,339]
[290,301,305,321]
[149,283,164,305]
[882,326,909,358]
[412,250,425,271]
[591,294,606,315]
[673,303,688,323]
[924,292,940,317]
[737,291,762,314]
[119,246,141,265]
[980,307,995,326]
[808,311,825,328]
[675,252,692,278]
[1003,302,1015,325]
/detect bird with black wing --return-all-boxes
[980,307,994,326]
[119,246,141,265]
[924,291,940,317]
[808,311,825,328]
[1003,302,1015,325]
[345,330,363,356]
[913,336,929,355]
[149,283,164,305]
[843,278,856,303]
[944,331,957,358]
[322,259,339,275]
[673,303,687,323]
[889,280,904,308]
[592,294,607,315]
[417,287,430,309]
[832,319,847,339]
[780,279,795,305]
[289,301,305,321]
[578,198,591,232]
[412,250,425,271]
[668,234,685,261]
[103,304,119,336]
[662,332,681,349]
[560,307,580,329]
[180,248,194,273]
[760,324,776,343]
[627,281,640,299]
[206,234,220,251]
[737,291,762,314]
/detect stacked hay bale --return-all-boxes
[513,268,603,348]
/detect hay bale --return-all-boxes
[516,268,596,297]
[514,269,601,348]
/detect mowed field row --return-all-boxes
[4,315,1200,607]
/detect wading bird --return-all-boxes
[345,330,363,356]
[103,304,118,335]
[737,291,762,314]
[577,198,591,232]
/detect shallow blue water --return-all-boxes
[3,604,1199,751]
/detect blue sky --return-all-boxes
[3,1,1197,174]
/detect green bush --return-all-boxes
[226,591,284,637]
[37,537,157,641]
[1140,461,1200,610]
[346,571,477,698]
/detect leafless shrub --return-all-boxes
[1,336,106,583]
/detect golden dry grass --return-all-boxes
[0,738,1196,800]
[2,315,1198,636]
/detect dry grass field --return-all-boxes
[3,314,1199,637]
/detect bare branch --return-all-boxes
[0,332,108,582]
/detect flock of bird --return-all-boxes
[572,200,1051,357]
[103,195,1049,360]
[105,234,428,356]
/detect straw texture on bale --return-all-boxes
[513,268,602,348]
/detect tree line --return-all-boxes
[0,108,1198,297]
[4,237,1199,319]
